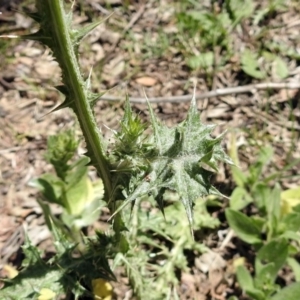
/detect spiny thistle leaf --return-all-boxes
[113,93,232,228]
[147,94,232,227]
[1,224,116,299]
[23,9,41,23]
[71,20,104,44]
[21,234,45,267]
[87,91,107,108]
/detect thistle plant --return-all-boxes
[1,0,232,298]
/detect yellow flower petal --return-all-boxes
[281,187,300,216]
[92,278,113,300]
[37,288,56,300]
[3,264,18,279]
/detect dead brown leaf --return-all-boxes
[135,76,157,87]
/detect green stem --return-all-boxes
[41,0,112,198]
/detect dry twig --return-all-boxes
[100,82,300,103]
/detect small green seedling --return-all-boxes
[236,239,300,300]
[226,146,300,299]
[29,130,105,242]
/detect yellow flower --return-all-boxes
[281,187,300,216]
[92,278,113,300]
[3,264,18,279]
[37,288,56,300]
